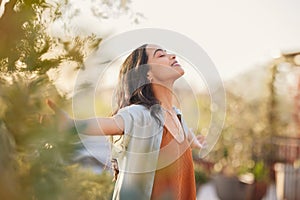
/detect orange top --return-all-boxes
[151,126,196,200]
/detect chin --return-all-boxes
[177,68,185,76]
[174,70,184,80]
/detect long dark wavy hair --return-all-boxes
[110,44,162,177]
[112,44,161,123]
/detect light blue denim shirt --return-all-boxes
[111,104,191,200]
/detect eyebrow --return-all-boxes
[153,48,166,57]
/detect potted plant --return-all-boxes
[251,161,269,200]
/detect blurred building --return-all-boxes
[269,50,300,200]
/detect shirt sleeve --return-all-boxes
[115,106,135,135]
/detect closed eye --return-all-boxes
[153,49,167,58]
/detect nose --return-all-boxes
[169,53,176,60]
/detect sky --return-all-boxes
[128,0,300,80]
[46,0,300,94]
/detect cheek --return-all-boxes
[149,65,165,78]
[149,66,161,77]
[148,57,169,66]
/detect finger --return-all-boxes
[196,135,204,139]
[196,135,208,147]
[196,135,205,142]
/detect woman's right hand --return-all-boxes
[44,99,74,132]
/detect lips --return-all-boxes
[171,61,180,67]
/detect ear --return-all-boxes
[147,72,153,82]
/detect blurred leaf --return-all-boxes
[252,161,269,182]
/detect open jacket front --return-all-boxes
[111,104,192,200]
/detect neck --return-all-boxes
[152,83,174,110]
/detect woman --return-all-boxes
[47,44,205,200]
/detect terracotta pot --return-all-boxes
[252,181,268,200]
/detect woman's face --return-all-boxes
[145,44,184,84]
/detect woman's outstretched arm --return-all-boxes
[46,99,124,136]
[74,116,124,136]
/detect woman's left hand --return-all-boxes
[195,134,207,149]
[188,129,207,149]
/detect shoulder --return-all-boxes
[117,104,148,115]
[127,104,148,111]
[116,104,152,122]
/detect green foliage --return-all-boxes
[0,0,131,199]
[194,164,209,186]
[0,61,114,200]
[202,58,298,181]
[203,89,271,173]
[252,161,269,182]
[63,166,114,200]
[0,121,19,199]
[0,0,102,74]
[0,0,49,71]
